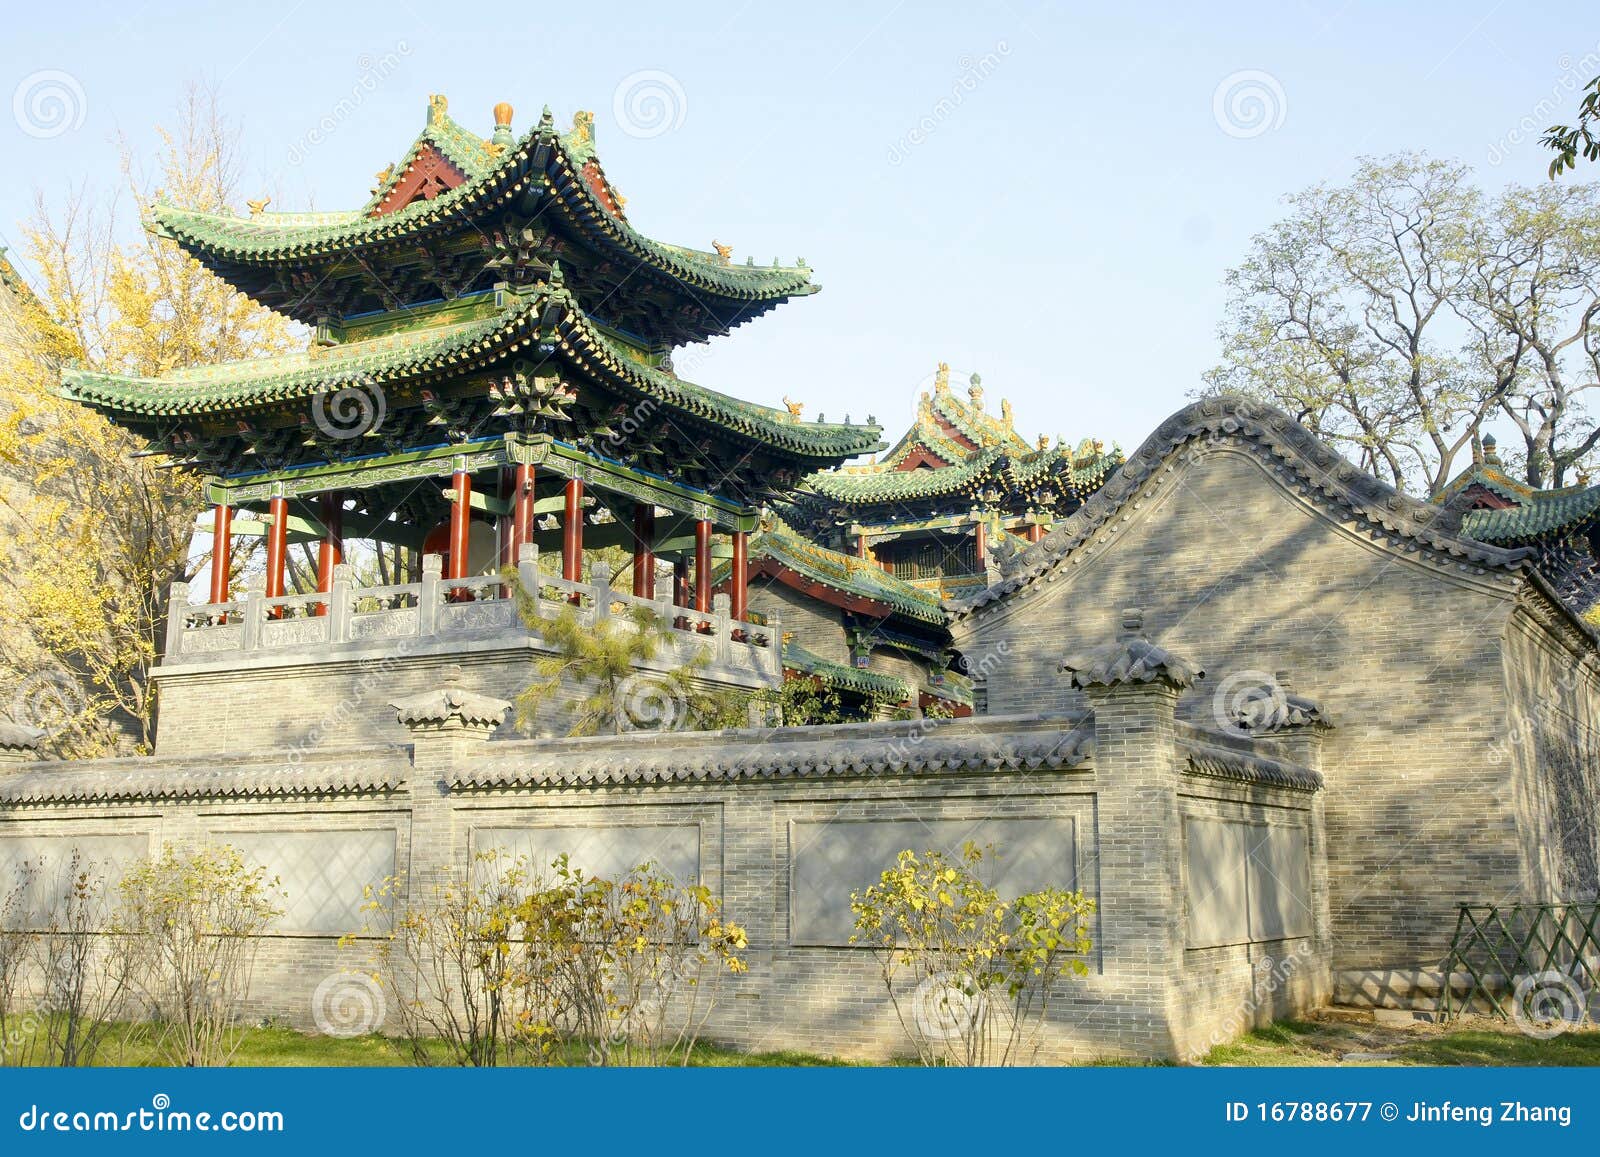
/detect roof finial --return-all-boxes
[1483,433,1500,466]
[712,240,733,262]
[491,101,515,148]
[968,372,984,411]
[934,362,950,392]
[428,93,448,125]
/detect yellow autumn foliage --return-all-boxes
[0,84,299,755]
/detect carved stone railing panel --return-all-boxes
[161,552,781,683]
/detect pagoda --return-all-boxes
[780,364,1121,596]
[1437,434,1600,615]
[59,96,885,737]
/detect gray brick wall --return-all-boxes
[954,442,1600,976]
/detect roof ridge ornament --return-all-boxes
[1059,607,1204,692]
[390,665,512,735]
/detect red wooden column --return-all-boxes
[265,495,288,599]
[973,516,987,571]
[1027,523,1045,544]
[315,491,344,615]
[448,469,472,599]
[729,530,749,623]
[632,502,656,599]
[694,519,713,614]
[511,462,535,558]
[209,502,232,605]
[672,555,691,607]
[562,478,584,601]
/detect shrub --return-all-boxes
[851,843,1094,1065]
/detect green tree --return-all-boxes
[512,580,728,736]
[1208,153,1600,491]
[117,843,285,1067]
[0,83,297,754]
[1544,75,1600,177]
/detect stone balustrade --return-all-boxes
[163,544,781,680]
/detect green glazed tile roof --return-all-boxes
[804,440,1121,505]
[781,641,913,701]
[799,371,1120,507]
[747,521,946,625]
[1462,485,1600,542]
[147,107,814,305]
[59,282,881,460]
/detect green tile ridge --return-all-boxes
[748,521,946,624]
[1461,485,1600,542]
[147,114,815,303]
[781,641,913,701]
[58,283,883,460]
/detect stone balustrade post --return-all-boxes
[766,612,784,678]
[591,562,613,621]
[241,588,265,651]
[329,563,354,644]
[164,581,190,661]
[713,593,732,664]
[418,554,442,637]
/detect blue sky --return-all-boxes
[1,0,1595,453]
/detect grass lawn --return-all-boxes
[12,1010,1596,1066]
[1196,1012,1600,1067]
